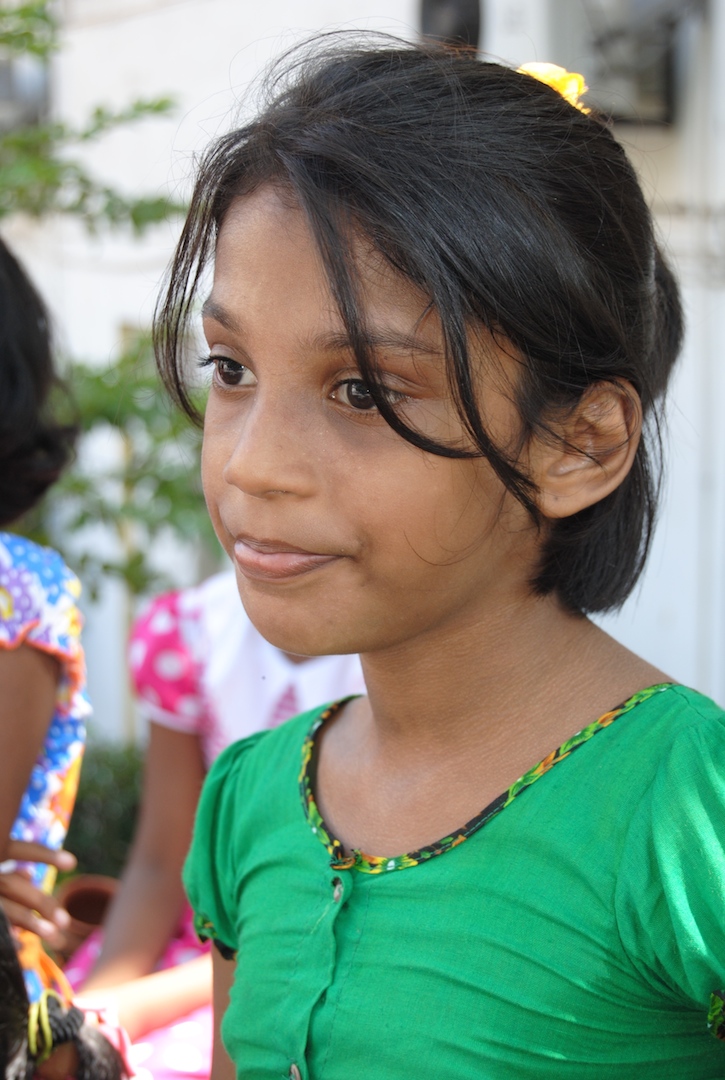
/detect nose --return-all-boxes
[216,385,318,500]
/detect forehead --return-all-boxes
[208,186,436,344]
[213,187,328,308]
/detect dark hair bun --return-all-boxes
[0,239,76,527]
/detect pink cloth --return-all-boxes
[129,590,205,733]
[129,1005,212,1080]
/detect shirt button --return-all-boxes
[332,877,343,903]
[290,1066,301,1080]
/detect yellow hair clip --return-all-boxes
[517,62,591,115]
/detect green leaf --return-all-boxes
[0,1,185,233]
[0,2,56,59]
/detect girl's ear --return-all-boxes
[527,380,642,520]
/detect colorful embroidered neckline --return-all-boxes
[299,682,675,875]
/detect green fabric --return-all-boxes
[184,685,725,1079]
[298,684,670,874]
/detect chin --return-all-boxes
[236,591,356,657]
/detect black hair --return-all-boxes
[0,909,126,1080]
[0,909,26,1079]
[0,238,76,528]
[154,35,683,614]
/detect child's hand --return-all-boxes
[0,840,76,947]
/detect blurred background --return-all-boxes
[2,0,723,765]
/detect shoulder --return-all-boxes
[184,703,330,952]
[587,683,725,780]
[644,683,725,728]
[0,532,77,596]
[204,704,325,797]
[590,683,725,834]
[632,683,725,777]
[0,532,82,657]
[130,569,240,635]
[613,685,725,1007]
[629,685,725,842]
[130,587,183,644]
[173,570,250,647]
[630,684,725,822]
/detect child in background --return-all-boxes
[68,571,363,1077]
[0,237,88,1000]
[156,37,725,1080]
[0,906,129,1080]
[0,237,131,1076]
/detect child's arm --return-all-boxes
[211,949,236,1080]
[76,952,213,1041]
[0,644,73,946]
[0,644,58,849]
[82,722,205,989]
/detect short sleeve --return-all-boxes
[183,732,267,958]
[615,698,725,1026]
[128,590,208,734]
[0,533,87,718]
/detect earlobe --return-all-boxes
[531,381,642,520]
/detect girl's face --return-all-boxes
[201,186,541,657]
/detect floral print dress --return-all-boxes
[0,531,90,1000]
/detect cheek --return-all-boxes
[200,424,227,531]
[363,455,503,566]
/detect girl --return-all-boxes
[156,38,725,1079]
[0,236,87,997]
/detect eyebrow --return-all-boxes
[311,330,442,359]
[201,298,244,335]
[202,298,442,360]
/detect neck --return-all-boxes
[315,590,667,859]
[354,592,661,762]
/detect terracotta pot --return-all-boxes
[54,873,118,960]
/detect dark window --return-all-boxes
[420,0,481,49]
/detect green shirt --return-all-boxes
[184,683,725,1079]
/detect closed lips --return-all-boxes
[233,537,341,580]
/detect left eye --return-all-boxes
[335,379,377,411]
